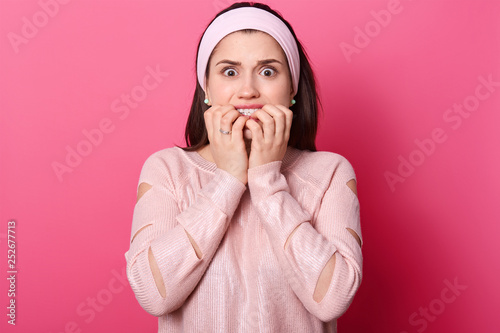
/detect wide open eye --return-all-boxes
[222,68,238,77]
[260,67,277,77]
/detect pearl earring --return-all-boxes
[291,99,296,105]
[204,99,210,105]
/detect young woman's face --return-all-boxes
[205,30,294,140]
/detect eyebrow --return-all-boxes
[215,59,283,66]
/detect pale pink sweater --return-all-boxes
[124,146,362,332]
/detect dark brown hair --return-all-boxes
[179,2,321,152]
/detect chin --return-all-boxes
[243,128,253,141]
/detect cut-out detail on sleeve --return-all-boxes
[313,254,336,303]
[346,228,362,248]
[137,182,153,203]
[345,178,361,247]
[346,179,357,197]
[184,230,203,259]
[131,224,153,244]
[148,246,166,298]
[284,223,304,250]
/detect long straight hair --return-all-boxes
[179,2,321,152]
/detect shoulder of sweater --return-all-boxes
[138,147,191,187]
[286,149,357,190]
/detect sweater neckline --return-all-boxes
[177,146,304,173]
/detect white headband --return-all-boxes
[197,7,300,96]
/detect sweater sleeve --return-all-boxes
[247,157,362,322]
[124,152,247,317]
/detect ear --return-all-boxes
[289,88,295,107]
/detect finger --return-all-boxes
[251,107,275,142]
[230,115,247,142]
[219,110,241,138]
[213,105,236,126]
[219,104,239,117]
[261,105,287,141]
[245,117,264,142]
[210,105,227,140]
[209,105,227,142]
[274,105,293,142]
[221,109,241,126]
[204,106,215,142]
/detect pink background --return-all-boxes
[1,0,499,332]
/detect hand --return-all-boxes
[204,104,249,184]
[245,104,293,169]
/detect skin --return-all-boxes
[138,30,360,303]
[198,30,296,185]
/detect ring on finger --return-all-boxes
[219,128,232,135]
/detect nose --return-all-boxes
[237,73,260,99]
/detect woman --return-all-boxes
[125,2,362,332]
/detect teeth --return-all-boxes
[236,108,259,116]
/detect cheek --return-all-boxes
[269,78,292,103]
[211,84,234,101]
[271,88,292,105]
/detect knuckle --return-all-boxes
[275,112,285,120]
[261,117,272,124]
[220,117,231,126]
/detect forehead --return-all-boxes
[210,30,286,61]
